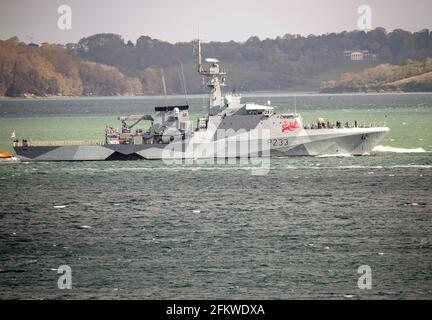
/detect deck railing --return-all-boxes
[13,140,103,147]
[306,121,388,129]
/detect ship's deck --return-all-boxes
[14,140,103,147]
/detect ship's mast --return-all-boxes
[198,39,203,73]
[197,40,226,111]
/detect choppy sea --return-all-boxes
[0,92,431,299]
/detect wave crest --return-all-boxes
[372,145,427,153]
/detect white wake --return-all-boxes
[316,154,353,158]
[372,145,427,153]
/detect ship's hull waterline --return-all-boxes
[13,127,389,161]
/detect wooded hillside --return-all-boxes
[0,37,142,97]
[2,27,432,97]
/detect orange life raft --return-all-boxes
[0,151,13,159]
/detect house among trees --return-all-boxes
[343,50,378,61]
[350,51,365,61]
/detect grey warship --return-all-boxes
[13,41,389,161]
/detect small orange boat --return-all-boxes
[0,151,13,159]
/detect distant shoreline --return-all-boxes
[2,91,432,100]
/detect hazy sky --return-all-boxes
[0,0,431,44]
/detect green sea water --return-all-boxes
[0,93,431,299]
[0,93,431,153]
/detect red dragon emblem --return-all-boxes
[281,120,298,132]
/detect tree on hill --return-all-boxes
[0,37,142,97]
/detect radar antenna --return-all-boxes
[196,39,226,110]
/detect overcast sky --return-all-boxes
[0,0,431,44]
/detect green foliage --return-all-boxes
[2,28,432,96]
[68,28,432,94]
[0,38,142,97]
[320,58,432,93]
